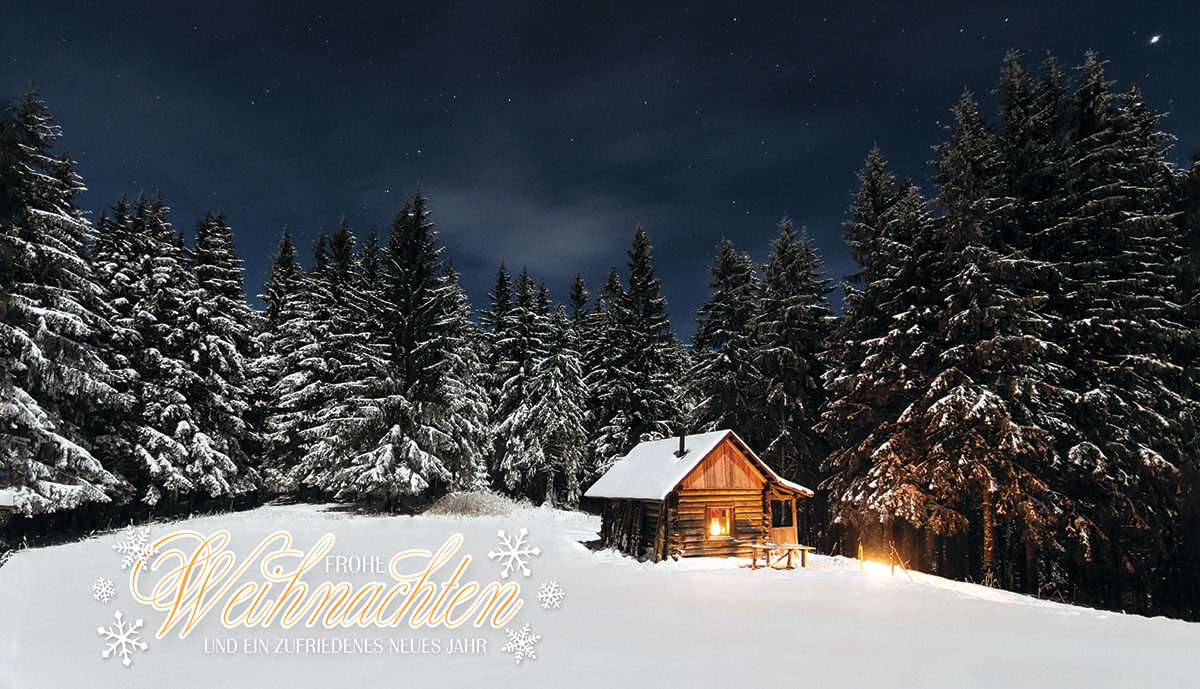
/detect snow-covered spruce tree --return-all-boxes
[568,272,589,321]
[261,228,301,326]
[88,197,162,500]
[248,227,302,484]
[0,91,130,515]
[995,52,1070,251]
[188,210,260,498]
[896,89,1072,586]
[1045,53,1193,610]
[582,265,626,475]
[749,220,833,487]
[495,299,589,505]
[492,268,549,496]
[688,239,760,435]
[259,232,336,494]
[819,150,915,529]
[431,263,491,491]
[479,262,514,480]
[591,227,680,467]
[537,305,590,506]
[819,173,944,561]
[91,198,137,336]
[330,193,452,508]
[1177,159,1200,617]
[290,221,393,495]
[92,194,203,509]
[361,224,381,285]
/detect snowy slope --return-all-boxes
[1,502,1196,689]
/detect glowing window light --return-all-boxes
[707,506,732,538]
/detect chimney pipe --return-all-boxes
[677,433,686,457]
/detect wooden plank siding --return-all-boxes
[678,437,765,490]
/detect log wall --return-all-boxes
[668,488,767,558]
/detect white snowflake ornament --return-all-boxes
[487,527,541,578]
[98,611,148,667]
[536,580,565,610]
[112,525,157,572]
[92,577,117,604]
[501,622,541,665]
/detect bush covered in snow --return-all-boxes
[425,491,525,517]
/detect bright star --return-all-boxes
[1149,34,1161,44]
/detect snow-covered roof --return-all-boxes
[0,487,14,509]
[584,429,813,501]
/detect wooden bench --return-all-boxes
[747,542,815,569]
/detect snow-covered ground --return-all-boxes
[1,501,1197,688]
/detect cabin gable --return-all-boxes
[677,436,765,491]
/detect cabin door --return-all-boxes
[768,498,797,545]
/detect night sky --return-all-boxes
[4,1,1197,338]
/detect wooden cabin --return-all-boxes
[584,430,813,561]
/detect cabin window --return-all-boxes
[771,499,793,528]
[706,506,733,539]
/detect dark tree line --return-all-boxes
[816,52,1199,618]
[1,49,1197,619]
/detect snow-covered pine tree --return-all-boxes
[568,272,589,321]
[995,52,1070,249]
[0,91,129,514]
[583,265,626,475]
[261,228,301,326]
[1178,162,1200,606]
[893,89,1070,585]
[432,263,491,491]
[819,153,940,559]
[91,198,137,336]
[331,193,451,507]
[688,239,760,434]
[247,227,301,469]
[481,263,515,336]
[260,232,337,493]
[819,148,903,479]
[361,224,381,285]
[592,227,680,466]
[257,229,322,494]
[1046,53,1192,609]
[525,304,589,506]
[843,147,898,287]
[749,220,833,486]
[188,210,260,497]
[92,194,200,509]
[88,196,162,500]
[479,262,515,483]
[290,221,393,494]
[493,268,549,496]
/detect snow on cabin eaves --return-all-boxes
[584,429,813,501]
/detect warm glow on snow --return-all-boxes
[862,559,895,577]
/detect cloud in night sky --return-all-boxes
[3,1,1196,338]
